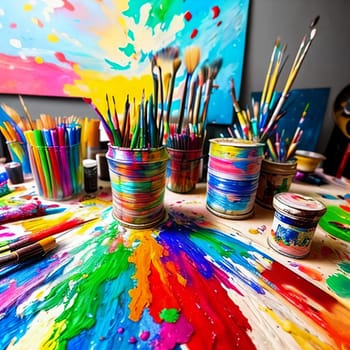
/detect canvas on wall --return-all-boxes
[0,0,250,124]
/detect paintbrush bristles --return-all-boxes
[183,46,201,74]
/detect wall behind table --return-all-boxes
[0,94,95,119]
[240,0,350,153]
[1,0,350,154]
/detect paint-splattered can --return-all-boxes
[106,145,169,229]
[166,147,202,193]
[206,138,264,219]
[268,192,326,258]
[256,158,297,209]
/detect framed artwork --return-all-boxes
[0,0,250,124]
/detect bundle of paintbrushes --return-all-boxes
[229,16,319,143]
[0,100,34,176]
[84,93,162,149]
[162,46,223,150]
[84,45,223,152]
[264,103,309,162]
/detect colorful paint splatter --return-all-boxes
[0,0,249,124]
[1,187,350,349]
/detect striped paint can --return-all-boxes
[206,138,264,219]
[106,145,169,228]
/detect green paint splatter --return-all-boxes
[160,308,180,323]
[339,261,350,274]
[326,273,350,298]
[319,206,350,242]
[34,222,134,349]
[120,43,136,57]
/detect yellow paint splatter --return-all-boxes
[23,3,33,11]
[64,65,154,119]
[263,306,334,350]
[35,56,44,64]
[248,228,259,235]
[47,33,59,43]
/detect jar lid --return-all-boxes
[273,192,326,217]
[83,159,97,168]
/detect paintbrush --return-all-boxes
[193,64,208,126]
[0,236,57,268]
[18,95,34,130]
[166,57,181,130]
[260,18,319,141]
[176,46,201,134]
[200,57,223,128]
[0,215,96,253]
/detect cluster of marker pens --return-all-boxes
[24,120,82,200]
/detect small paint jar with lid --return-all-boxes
[268,192,326,258]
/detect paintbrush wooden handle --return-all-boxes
[2,218,89,253]
[0,237,57,268]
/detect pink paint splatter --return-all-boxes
[139,330,150,341]
[153,314,193,350]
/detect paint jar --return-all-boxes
[206,138,264,219]
[0,169,10,196]
[166,147,202,193]
[106,145,169,228]
[6,141,31,178]
[256,158,297,209]
[96,152,110,181]
[268,192,326,258]
[4,161,24,184]
[83,159,98,193]
[27,144,83,200]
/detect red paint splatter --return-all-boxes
[217,20,222,27]
[190,29,198,39]
[261,261,350,347]
[148,252,255,349]
[54,52,76,68]
[184,11,192,21]
[9,23,17,29]
[55,52,68,63]
[340,204,350,212]
[63,0,75,11]
[297,264,323,282]
[212,6,220,19]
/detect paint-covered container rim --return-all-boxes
[209,138,264,148]
[273,192,326,218]
[106,144,169,163]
